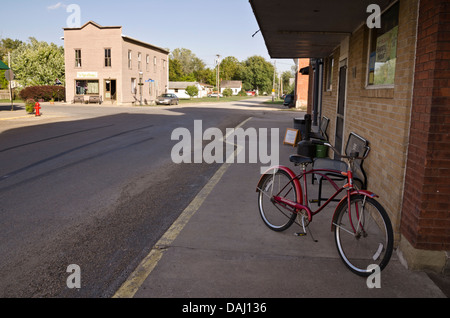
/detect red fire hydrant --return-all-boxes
[34,102,41,117]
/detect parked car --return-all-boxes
[208,93,223,98]
[283,94,295,108]
[156,93,179,105]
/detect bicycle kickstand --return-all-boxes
[295,217,318,243]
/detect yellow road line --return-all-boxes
[112,117,252,298]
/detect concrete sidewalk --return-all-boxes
[115,113,448,299]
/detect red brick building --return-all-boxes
[294,58,310,108]
[250,0,450,273]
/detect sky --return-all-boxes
[0,0,295,74]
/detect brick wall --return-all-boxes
[295,58,310,108]
[400,0,450,251]
[318,0,419,241]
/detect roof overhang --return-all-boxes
[249,0,394,58]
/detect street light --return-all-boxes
[139,71,143,105]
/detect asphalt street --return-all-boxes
[0,98,276,297]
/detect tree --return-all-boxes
[170,48,205,75]
[194,68,215,85]
[0,38,23,61]
[169,58,183,81]
[281,70,295,95]
[1,38,23,89]
[220,56,240,81]
[240,55,274,93]
[185,85,199,99]
[11,37,65,87]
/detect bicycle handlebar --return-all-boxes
[311,139,370,160]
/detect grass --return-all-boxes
[263,98,285,105]
[0,99,23,103]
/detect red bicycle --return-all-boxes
[256,139,393,277]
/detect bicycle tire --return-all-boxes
[334,195,393,277]
[257,169,298,232]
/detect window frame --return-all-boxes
[365,1,399,89]
[104,48,112,68]
[128,50,133,70]
[75,49,82,68]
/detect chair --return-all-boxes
[312,132,370,206]
[309,116,330,141]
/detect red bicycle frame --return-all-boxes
[258,164,378,231]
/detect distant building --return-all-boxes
[294,58,310,108]
[168,82,212,99]
[220,80,242,95]
[63,21,169,105]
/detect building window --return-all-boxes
[138,52,142,70]
[154,56,157,72]
[325,56,334,91]
[105,48,112,67]
[128,50,132,69]
[75,49,82,68]
[367,2,399,86]
[146,55,150,72]
[131,78,137,94]
[75,80,99,95]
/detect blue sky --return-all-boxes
[0,0,295,73]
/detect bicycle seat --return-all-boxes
[290,154,313,166]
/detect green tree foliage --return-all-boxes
[11,37,65,87]
[281,70,295,95]
[220,56,240,81]
[239,55,274,93]
[169,47,276,94]
[170,48,205,76]
[185,85,199,99]
[222,88,233,97]
[0,38,23,60]
[1,38,23,89]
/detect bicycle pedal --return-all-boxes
[295,232,307,237]
[309,199,319,203]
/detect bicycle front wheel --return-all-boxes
[334,195,393,277]
[258,169,298,232]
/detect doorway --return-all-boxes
[104,79,117,104]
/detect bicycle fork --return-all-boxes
[333,170,369,238]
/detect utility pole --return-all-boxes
[272,61,276,102]
[279,74,282,99]
[8,53,13,111]
[216,54,221,100]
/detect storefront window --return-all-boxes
[367,2,399,86]
[76,80,99,95]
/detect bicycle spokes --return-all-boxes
[334,195,393,276]
[258,170,298,232]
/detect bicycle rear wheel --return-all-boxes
[334,195,393,277]
[258,169,298,232]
